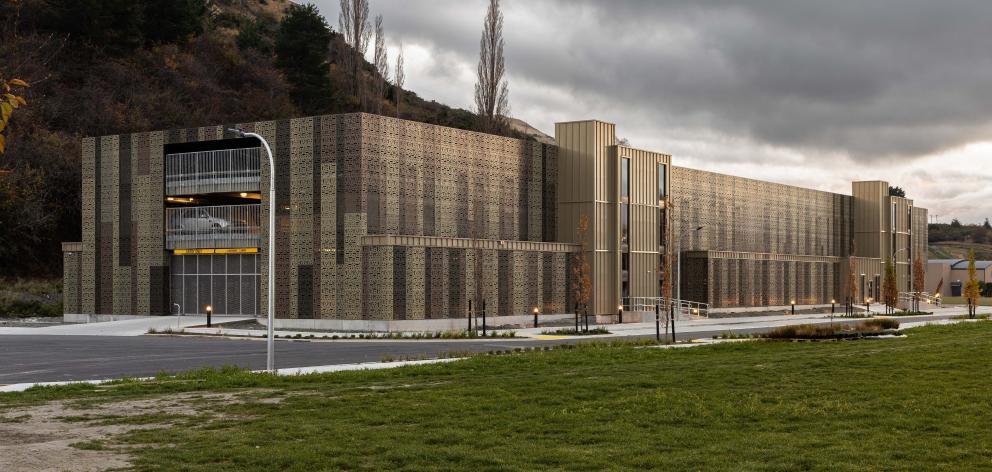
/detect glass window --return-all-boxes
[658,163,667,203]
[621,203,629,247]
[621,158,630,203]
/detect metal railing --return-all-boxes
[166,204,261,249]
[623,297,709,320]
[165,147,261,195]
[898,291,938,305]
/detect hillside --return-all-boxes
[928,222,992,260]
[0,0,546,278]
[929,242,992,261]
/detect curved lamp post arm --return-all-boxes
[229,129,276,373]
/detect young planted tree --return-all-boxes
[339,0,371,110]
[372,14,389,115]
[275,3,333,115]
[571,215,592,331]
[912,256,925,312]
[474,0,509,133]
[847,245,857,316]
[0,76,29,154]
[661,200,675,322]
[394,44,405,118]
[965,249,981,318]
[883,257,898,314]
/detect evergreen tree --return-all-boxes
[237,18,273,54]
[42,0,145,53]
[143,0,207,45]
[275,4,333,115]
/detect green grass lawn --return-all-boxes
[4,323,992,470]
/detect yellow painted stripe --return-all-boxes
[532,335,570,340]
[173,248,259,255]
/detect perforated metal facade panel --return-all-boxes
[67,113,927,318]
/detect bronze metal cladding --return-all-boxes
[67,114,926,318]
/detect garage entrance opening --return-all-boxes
[170,253,259,316]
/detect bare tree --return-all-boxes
[847,241,858,316]
[474,0,509,133]
[912,256,925,312]
[883,257,898,314]
[339,0,371,110]
[571,215,591,331]
[394,43,405,118]
[372,14,389,115]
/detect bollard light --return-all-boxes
[205,304,213,327]
[618,304,624,324]
[533,307,539,328]
[790,300,796,315]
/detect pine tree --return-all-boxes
[275,3,333,115]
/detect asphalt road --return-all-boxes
[0,313,955,384]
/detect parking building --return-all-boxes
[62,113,928,330]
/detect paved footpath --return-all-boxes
[0,306,982,385]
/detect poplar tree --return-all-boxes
[474,0,509,133]
[372,14,389,115]
[394,44,405,118]
[339,0,371,110]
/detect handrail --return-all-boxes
[622,296,709,320]
[898,291,937,304]
[165,147,261,195]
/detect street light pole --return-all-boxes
[229,128,276,373]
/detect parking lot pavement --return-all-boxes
[0,308,978,385]
[0,315,250,336]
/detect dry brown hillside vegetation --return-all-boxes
[0,0,546,278]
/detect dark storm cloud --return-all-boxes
[316,0,992,162]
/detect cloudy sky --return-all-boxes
[314,0,992,223]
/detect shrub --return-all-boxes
[763,320,899,340]
[863,318,900,330]
[0,296,62,318]
[540,328,611,336]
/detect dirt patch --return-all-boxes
[0,389,285,472]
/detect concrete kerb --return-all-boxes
[0,358,469,393]
[168,311,862,341]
